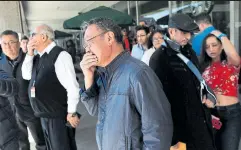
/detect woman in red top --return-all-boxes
[200,30,241,150]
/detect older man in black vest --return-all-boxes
[21,24,80,150]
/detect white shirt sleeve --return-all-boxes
[21,54,34,80]
[55,51,80,113]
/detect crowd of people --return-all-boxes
[0,11,240,150]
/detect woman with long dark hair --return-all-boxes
[200,30,241,150]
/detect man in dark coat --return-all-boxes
[0,30,46,150]
[149,13,216,150]
[0,69,19,150]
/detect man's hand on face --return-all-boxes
[202,95,215,108]
[80,52,98,89]
[27,40,38,56]
[67,113,80,128]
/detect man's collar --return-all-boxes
[38,41,56,57]
[164,36,181,53]
[163,35,193,56]
[137,44,147,51]
[97,51,128,79]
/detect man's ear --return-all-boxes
[168,28,174,36]
[41,34,48,42]
[107,32,115,45]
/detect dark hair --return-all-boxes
[200,34,227,72]
[66,39,75,48]
[21,35,28,41]
[81,17,123,44]
[194,12,212,25]
[0,30,19,40]
[149,25,156,32]
[135,25,150,35]
[147,29,164,49]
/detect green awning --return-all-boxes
[63,6,136,30]
[54,30,72,39]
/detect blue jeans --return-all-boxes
[213,103,241,150]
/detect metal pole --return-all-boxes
[168,1,172,18]
[136,1,139,25]
[235,1,239,53]
[127,1,131,30]
[230,1,235,46]
[127,1,130,15]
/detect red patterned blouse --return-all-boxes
[202,61,240,97]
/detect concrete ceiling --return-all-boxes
[22,1,119,33]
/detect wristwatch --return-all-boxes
[217,33,227,40]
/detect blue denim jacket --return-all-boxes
[81,51,173,150]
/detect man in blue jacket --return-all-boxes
[80,17,173,150]
[0,30,46,150]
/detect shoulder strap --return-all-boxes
[176,53,203,82]
[176,53,217,105]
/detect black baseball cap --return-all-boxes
[168,13,198,32]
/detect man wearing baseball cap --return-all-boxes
[149,13,216,150]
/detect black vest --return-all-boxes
[0,50,36,121]
[28,46,67,118]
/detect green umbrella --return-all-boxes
[63,6,136,30]
[54,30,72,39]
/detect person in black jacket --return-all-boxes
[66,39,76,64]
[0,30,46,150]
[149,13,216,150]
[0,69,19,150]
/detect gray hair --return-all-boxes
[81,17,123,44]
[38,24,55,41]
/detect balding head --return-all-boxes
[30,24,55,52]
[35,24,55,41]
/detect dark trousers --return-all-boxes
[16,117,46,150]
[40,117,77,150]
[213,103,241,150]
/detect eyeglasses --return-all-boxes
[137,34,147,38]
[153,37,163,42]
[83,30,109,49]
[31,32,39,37]
[2,41,18,46]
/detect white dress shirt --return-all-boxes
[21,42,80,113]
[141,47,156,66]
[141,42,166,66]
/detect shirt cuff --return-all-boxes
[67,98,79,113]
[81,81,99,98]
[25,53,34,61]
